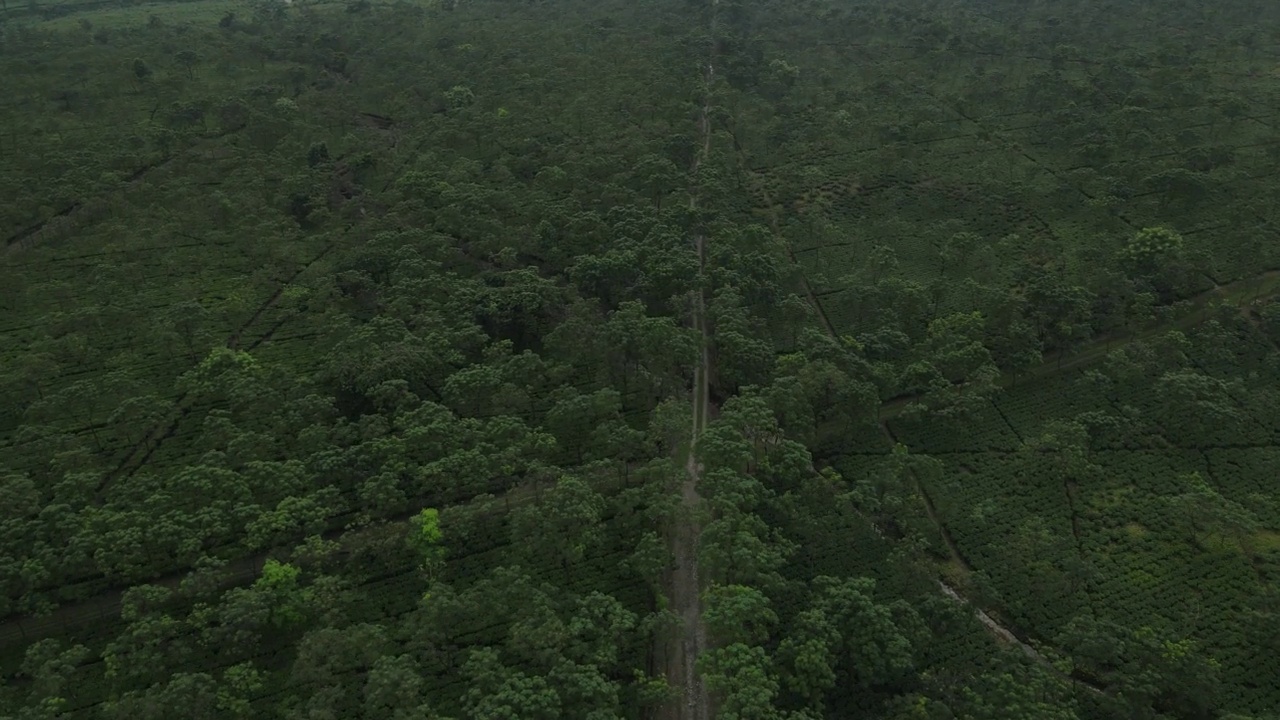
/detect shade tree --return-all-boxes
[216,662,265,720]
[898,311,1001,419]
[510,475,607,580]
[285,624,390,719]
[602,299,699,407]
[1169,471,1259,551]
[1152,368,1247,446]
[1055,616,1221,720]
[363,654,440,720]
[319,315,472,409]
[15,639,91,718]
[698,510,795,591]
[408,507,446,580]
[102,590,193,691]
[461,648,562,720]
[1115,226,1199,300]
[708,286,778,395]
[704,583,778,646]
[1018,265,1094,359]
[697,642,784,719]
[950,660,1081,720]
[102,672,221,720]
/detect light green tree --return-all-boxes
[409,507,446,579]
[254,559,312,628]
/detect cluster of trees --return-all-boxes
[716,0,1278,342]
[2,0,1279,717]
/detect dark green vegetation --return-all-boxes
[2,0,1280,717]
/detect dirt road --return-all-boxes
[658,6,718,718]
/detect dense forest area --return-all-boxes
[1,0,1279,717]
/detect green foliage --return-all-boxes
[252,559,311,628]
[1118,226,1186,279]
[216,663,264,719]
[444,85,475,110]
[954,662,1080,720]
[1,1,1277,719]
[697,643,782,719]
[1057,616,1222,719]
[703,584,778,646]
[408,507,446,577]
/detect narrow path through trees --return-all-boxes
[659,5,718,718]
